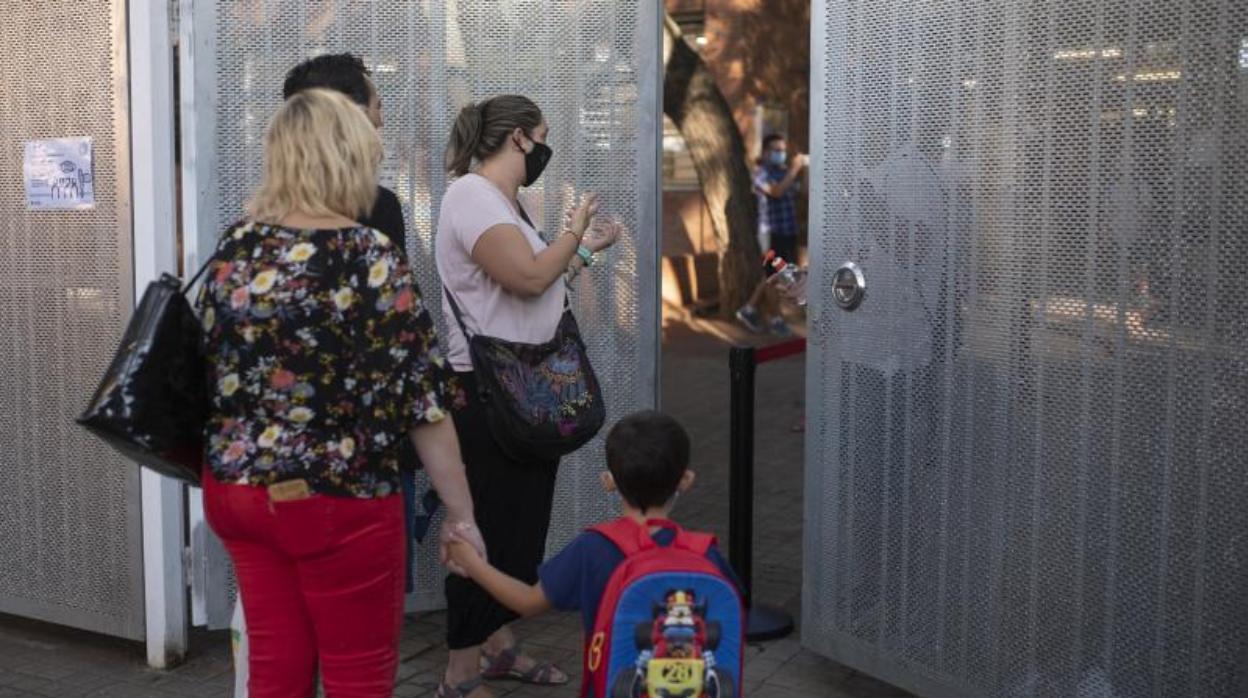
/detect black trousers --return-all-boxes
[445,372,559,649]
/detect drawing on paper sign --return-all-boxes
[25,138,95,210]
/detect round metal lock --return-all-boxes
[833,262,866,310]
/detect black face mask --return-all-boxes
[522,140,552,187]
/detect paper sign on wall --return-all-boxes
[24,137,95,210]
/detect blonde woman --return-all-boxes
[198,88,483,697]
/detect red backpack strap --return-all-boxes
[678,530,716,555]
[589,517,655,556]
[645,518,716,555]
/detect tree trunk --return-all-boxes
[662,15,763,316]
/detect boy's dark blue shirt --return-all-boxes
[538,526,740,633]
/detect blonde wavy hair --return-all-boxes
[248,88,382,222]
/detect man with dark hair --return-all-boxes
[282,53,406,251]
[282,53,375,110]
[280,52,427,596]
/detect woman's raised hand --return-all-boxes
[565,192,600,239]
[584,215,625,254]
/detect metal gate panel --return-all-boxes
[0,1,144,639]
[804,0,1248,696]
[186,0,659,612]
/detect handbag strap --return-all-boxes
[514,202,575,312]
[516,201,536,231]
[182,219,250,298]
[444,282,579,361]
[444,203,573,327]
[442,284,473,339]
[181,254,215,297]
[440,199,534,337]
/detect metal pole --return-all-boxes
[728,346,756,603]
[728,345,795,642]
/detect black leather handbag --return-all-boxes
[77,261,212,485]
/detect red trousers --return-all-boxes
[203,473,405,698]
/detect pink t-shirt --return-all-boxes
[436,173,566,372]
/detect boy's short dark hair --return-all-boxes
[606,411,691,510]
[282,53,372,107]
[762,133,787,149]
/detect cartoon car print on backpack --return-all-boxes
[612,589,734,698]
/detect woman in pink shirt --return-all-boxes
[433,95,620,698]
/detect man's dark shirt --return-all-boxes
[360,186,420,471]
[361,186,406,251]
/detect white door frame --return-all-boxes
[177,0,236,633]
[129,0,190,669]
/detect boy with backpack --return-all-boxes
[447,410,744,698]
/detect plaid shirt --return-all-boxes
[754,164,799,236]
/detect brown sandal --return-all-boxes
[480,644,569,685]
[434,675,485,698]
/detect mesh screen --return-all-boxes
[204,0,657,610]
[0,1,143,639]
[805,0,1248,696]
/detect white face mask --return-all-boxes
[665,490,680,513]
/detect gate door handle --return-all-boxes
[833,262,866,310]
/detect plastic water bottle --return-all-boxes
[770,257,808,306]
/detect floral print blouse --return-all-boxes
[198,221,450,497]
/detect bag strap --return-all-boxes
[591,517,715,557]
[182,220,248,299]
[446,204,574,328]
[590,517,656,557]
[180,252,215,297]
[677,530,716,556]
[646,517,715,556]
[445,202,543,331]
[516,201,574,312]
[442,285,473,339]
[516,202,536,231]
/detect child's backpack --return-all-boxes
[583,517,744,698]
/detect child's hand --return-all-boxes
[446,532,484,573]
[439,520,484,577]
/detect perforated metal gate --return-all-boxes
[804,0,1248,696]
[183,0,660,614]
[0,1,144,639]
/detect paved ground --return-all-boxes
[0,314,910,697]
